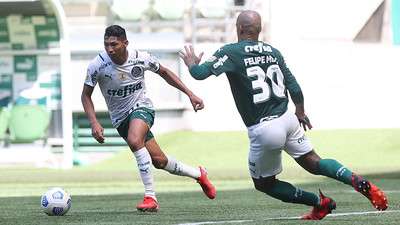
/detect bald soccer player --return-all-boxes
[180,10,388,220]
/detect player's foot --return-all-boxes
[136,196,159,212]
[197,166,216,199]
[302,190,336,220]
[352,174,388,211]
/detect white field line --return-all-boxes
[177,210,400,225]
[326,190,400,194]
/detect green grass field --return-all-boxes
[0,129,399,225]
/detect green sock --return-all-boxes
[318,159,353,185]
[263,180,319,206]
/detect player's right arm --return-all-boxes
[81,85,104,144]
[180,45,231,80]
[81,63,104,143]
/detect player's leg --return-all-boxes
[295,150,352,183]
[252,176,321,207]
[252,176,335,220]
[272,110,335,220]
[126,119,159,212]
[117,108,158,212]
[248,113,334,220]
[145,136,216,199]
[145,137,198,176]
[285,110,388,211]
[296,150,388,211]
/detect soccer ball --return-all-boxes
[40,187,71,216]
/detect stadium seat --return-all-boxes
[153,0,186,20]
[16,83,50,106]
[8,105,51,143]
[0,107,9,141]
[111,0,151,21]
[0,95,11,108]
[73,112,126,152]
[15,96,47,106]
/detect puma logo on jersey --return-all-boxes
[107,82,142,97]
[104,74,112,80]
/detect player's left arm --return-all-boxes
[277,51,312,130]
[157,64,204,112]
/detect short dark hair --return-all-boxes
[104,25,127,39]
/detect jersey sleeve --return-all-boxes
[84,61,98,87]
[276,50,304,104]
[142,51,160,73]
[201,46,233,76]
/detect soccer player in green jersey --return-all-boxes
[180,10,388,220]
[81,25,216,212]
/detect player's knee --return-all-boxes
[309,163,321,175]
[152,155,167,169]
[253,177,276,193]
[127,136,145,151]
[306,158,321,175]
[296,150,321,175]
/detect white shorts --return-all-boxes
[247,110,313,178]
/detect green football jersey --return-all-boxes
[201,40,303,127]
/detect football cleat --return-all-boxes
[197,166,216,199]
[302,190,336,220]
[136,196,159,212]
[352,175,388,211]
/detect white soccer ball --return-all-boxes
[40,187,71,216]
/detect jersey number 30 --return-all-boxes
[246,65,285,104]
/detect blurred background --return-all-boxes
[0,0,399,169]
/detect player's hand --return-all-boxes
[179,45,204,68]
[296,113,313,131]
[91,121,105,143]
[188,94,204,112]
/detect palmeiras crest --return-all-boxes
[131,66,144,78]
